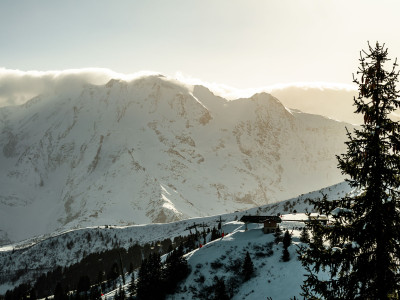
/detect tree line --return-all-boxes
[1,231,201,299]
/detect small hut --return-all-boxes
[240,215,282,234]
[306,215,329,225]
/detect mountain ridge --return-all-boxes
[0,75,353,243]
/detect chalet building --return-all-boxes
[263,219,280,234]
[306,215,329,225]
[240,215,282,234]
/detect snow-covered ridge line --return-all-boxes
[0,181,351,252]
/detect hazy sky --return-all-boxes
[1,0,400,88]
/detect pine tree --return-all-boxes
[120,287,126,300]
[128,262,134,274]
[128,272,136,298]
[115,284,126,300]
[211,226,221,241]
[281,230,292,262]
[97,270,104,285]
[163,244,189,294]
[77,275,91,295]
[29,288,37,300]
[273,225,282,244]
[299,226,310,244]
[53,282,65,300]
[242,251,254,281]
[136,253,164,300]
[299,42,400,299]
[136,258,148,299]
[281,248,290,262]
[107,262,120,282]
[282,230,292,249]
[213,276,230,300]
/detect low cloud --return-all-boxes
[175,72,363,124]
[174,71,262,100]
[265,84,399,125]
[175,71,357,100]
[0,68,160,107]
[267,84,361,124]
[2,68,394,125]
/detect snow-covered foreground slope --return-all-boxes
[99,220,310,300]
[0,75,354,244]
[174,221,305,300]
[0,181,353,295]
[40,219,311,300]
[75,215,324,300]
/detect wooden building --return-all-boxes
[240,215,282,234]
[306,215,328,225]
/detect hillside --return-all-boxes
[102,219,310,300]
[0,75,353,244]
[0,181,353,295]
[172,219,305,300]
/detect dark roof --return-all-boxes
[240,215,282,223]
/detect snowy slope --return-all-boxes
[53,218,327,300]
[107,210,347,299]
[0,181,353,295]
[173,221,305,300]
[0,75,354,244]
[95,221,310,300]
[34,221,310,300]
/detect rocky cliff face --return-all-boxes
[0,75,352,243]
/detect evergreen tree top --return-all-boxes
[299,42,400,300]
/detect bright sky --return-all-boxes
[1,0,400,88]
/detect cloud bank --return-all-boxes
[2,67,388,125]
[0,68,161,107]
[267,84,361,124]
[176,72,363,124]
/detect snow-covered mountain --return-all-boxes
[0,75,353,244]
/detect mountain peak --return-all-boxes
[105,78,122,88]
[0,78,351,243]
